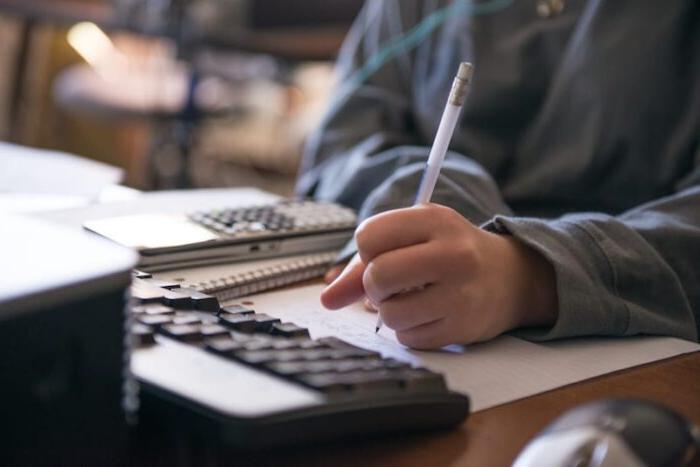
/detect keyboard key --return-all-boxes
[399,369,447,393]
[219,314,258,333]
[294,373,348,394]
[137,315,173,328]
[295,349,333,361]
[271,338,313,350]
[200,324,229,339]
[229,331,258,343]
[264,361,313,376]
[270,322,310,339]
[276,348,368,362]
[296,339,327,350]
[159,324,202,343]
[265,359,381,376]
[330,348,379,359]
[242,337,277,351]
[315,358,383,373]
[298,370,402,394]
[161,290,192,308]
[345,370,404,393]
[131,286,165,304]
[172,315,201,325]
[188,292,220,312]
[316,338,380,358]
[131,304,169,315]
[131,323,156,347]
[220,304,255,316]
[140,305,176,316]
[251,314,281,333]
[317,337,366,351]
[234,350,289,365]
[205,337,244,356]
[141,278,182,290]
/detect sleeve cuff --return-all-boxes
[483,215,627,341]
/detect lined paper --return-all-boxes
[246,284,700,411]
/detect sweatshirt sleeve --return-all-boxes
[297,0,512,263]
[484,165,700,342]
[296,0,421,209]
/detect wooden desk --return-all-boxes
[29,188,698,465]
[234,351,700,466]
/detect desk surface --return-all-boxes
[24,188,700,465]
[233,350,700,466]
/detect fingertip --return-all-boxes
[324,267,341,284]
[320,260,366,310]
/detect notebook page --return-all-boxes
[245,284,700,412]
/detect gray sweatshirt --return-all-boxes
[296,0,700,342]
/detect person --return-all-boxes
[296,0,700,349]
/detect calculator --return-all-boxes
[83,200,357,270]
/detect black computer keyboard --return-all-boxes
[128,273,470,449]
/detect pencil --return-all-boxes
[376,62,474,334]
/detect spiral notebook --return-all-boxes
[149,251,338,303]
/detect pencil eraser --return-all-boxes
[457,62,474,81]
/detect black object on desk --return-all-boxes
[0,215,137,466]
[129,278,471,451]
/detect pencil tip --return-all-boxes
[375,327,380,333]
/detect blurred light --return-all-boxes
[67,22,116,70]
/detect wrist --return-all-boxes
[500,235,559,329]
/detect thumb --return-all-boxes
[324,263,346,284]
[320,254,366,309]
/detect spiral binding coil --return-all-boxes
[188,252,338,301]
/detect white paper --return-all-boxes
[0,142,122,196]
[243,284,700,412]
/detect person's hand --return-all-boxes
[321,204,558,349]
[323,254,377,312]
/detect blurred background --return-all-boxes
[0,0,363,205]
